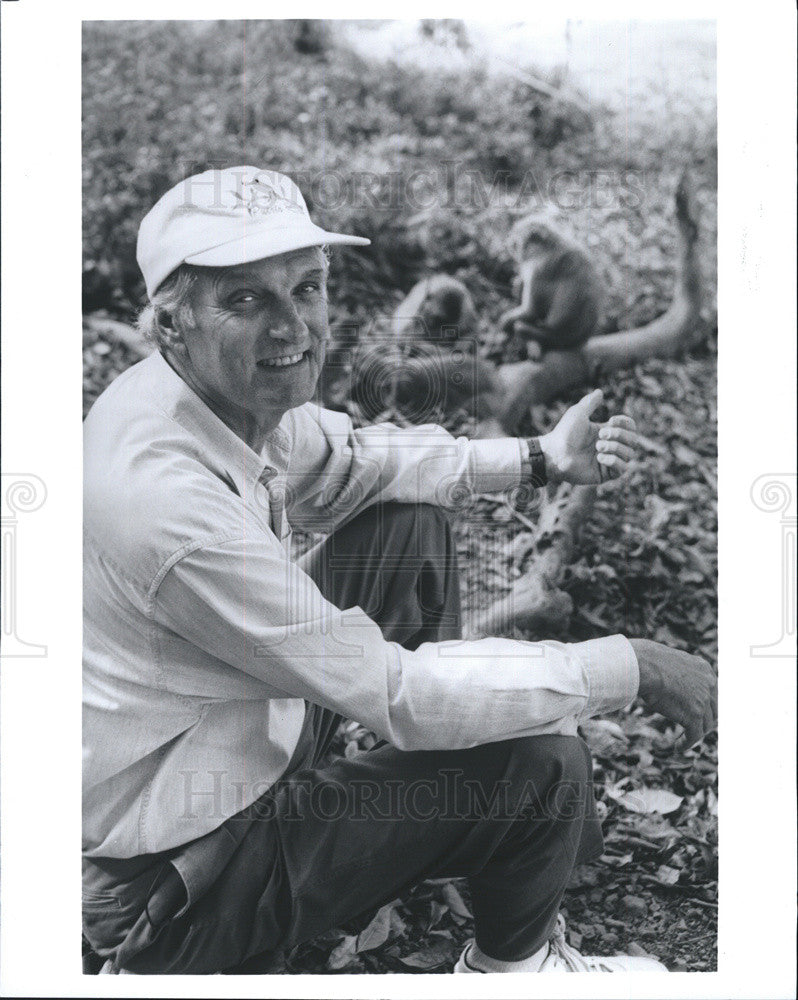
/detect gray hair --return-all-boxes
[137,247,331,352]
[137,264,198,352]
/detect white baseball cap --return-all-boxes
[136,165,371,298]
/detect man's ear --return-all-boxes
[155,308,185,352]
[155,307,175,331]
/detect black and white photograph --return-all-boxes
[0,5,796,998]
[78,17,723,978]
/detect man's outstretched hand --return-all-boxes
[629,638,718,748]
[540,388,639,485]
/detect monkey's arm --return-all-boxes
[499,259,541,333]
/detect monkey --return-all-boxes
[348,274,501,424]
[498,218,603,361]
[393,274,480,355]
[350,339,502,426]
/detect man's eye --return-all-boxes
[295,281,322,295]
[229,292,256,305]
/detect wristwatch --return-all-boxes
[520,437,548,488]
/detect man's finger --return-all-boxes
[597,452,625,470]
[597,440,636,462]
[607,414,636,431]
[598,426,638,447]
[575,388,604,417]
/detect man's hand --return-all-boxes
[629,638,718,748]
[539,389,639,485]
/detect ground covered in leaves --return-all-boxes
[83,19,717,974]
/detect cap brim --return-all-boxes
[184,222,370,268]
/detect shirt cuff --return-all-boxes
[570,634,640,718]
[467,437,527,494]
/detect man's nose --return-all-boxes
[265,303,307,343]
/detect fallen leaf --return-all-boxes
[645,494,672,533]
[327,934,358,970]
[601,851,634,867]
[673,443,697,466]
[398,940,454,970]
[656,864,681,885]
[575,605,610,629]
[606,785,684,815]
[442,881,473,920]
[427,900,447,929]
[356,903,393,953]
[389,907,407,938]
[631,747,654,768]
[582,718,629,756]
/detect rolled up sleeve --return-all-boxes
[285,404,526,532]
[150,526,639,751]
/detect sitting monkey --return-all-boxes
[394,274,480,354]
[351,275,499,423]
[499,218,603,360]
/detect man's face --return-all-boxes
[179,247,329,429]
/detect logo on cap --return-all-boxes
[231,176,305,219]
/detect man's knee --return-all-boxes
[359,503,453,570]
[504,734,593,817]
[335,502,451,554]
[383,501,451,537]
[508,734,591,778]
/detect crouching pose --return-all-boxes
[83,166,716,975]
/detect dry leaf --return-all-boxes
[327,934,358,970]
[356,904,393,953]
[656,864,681,885]
[399,940,454,970]
[442,881,473,920]
[606,785,683,815]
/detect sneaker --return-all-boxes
[454,915,667,973]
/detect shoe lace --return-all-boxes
[546,915,604,972]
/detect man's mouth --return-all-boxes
[258,350,309,369]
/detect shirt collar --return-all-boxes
[143,352,292,497]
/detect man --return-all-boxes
[83,165,717,975]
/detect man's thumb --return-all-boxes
[576,388,604,416]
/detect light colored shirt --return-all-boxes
[83,351,639,858]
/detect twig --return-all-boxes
[507,506,538,533]
[494,56,590,113]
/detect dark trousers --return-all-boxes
[83,503,603,974]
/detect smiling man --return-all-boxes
[83,166,716,976]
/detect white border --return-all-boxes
[1,3,796,998]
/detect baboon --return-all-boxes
[499,218,603,360]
